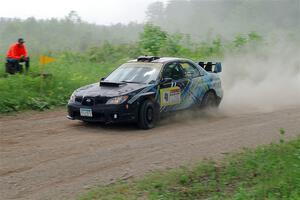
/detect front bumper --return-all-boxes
[67,103,137,123]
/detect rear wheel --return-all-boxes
[201,91,218,108]
[138,99,156,129]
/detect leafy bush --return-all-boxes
[0,59,119,113]
[139,23,167,55]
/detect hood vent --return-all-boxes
[99,81,125,87]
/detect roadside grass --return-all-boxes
[0,30,266,114]
[0,58,125,113]
[79,135,300,200]
[0,30,267,114]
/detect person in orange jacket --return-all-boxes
[6,38,30,73]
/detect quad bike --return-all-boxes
[5,62,24,74]
[5,57,29,74]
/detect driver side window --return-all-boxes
[162,62,185,80]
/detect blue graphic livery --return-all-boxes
[67,56,223,129]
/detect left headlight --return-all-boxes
[68,92,76,103]
[106,95,128,105]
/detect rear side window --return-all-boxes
[180,62,201,78]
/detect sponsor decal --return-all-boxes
[160,86,181,106]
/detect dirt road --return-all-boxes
[1,106,299,200]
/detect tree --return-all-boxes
[65,10,82,23]
[146,1,165,24]
[139,24,167,55]
[159,33,183,56]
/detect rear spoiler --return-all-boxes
[198,62,222,73]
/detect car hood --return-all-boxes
[75,82,148,97]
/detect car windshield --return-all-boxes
[104,62,162,84]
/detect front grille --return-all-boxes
[95,96,108,105]
[75,96,108,105]
[75,96,83,103]
[82,97,95,106]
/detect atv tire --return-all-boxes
[138,99,156,129]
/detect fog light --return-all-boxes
[113,114,118,119]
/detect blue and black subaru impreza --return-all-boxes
[67,56,223,129]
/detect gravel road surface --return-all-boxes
[1,106,299,200]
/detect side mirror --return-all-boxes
[160,77,172,84]
[214,62,222,73]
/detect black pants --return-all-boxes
[6,57,30,74]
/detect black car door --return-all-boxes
[159,61,189,111]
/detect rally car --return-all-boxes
[67,56,223,129]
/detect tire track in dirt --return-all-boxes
[0,106,299,200]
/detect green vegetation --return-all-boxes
[0,57,127,112]
[0,23,263,113]
[0,11,142,55]
[1,0,298,114]
[1,0,298,55]
[80,134,300,200]
[139,24,167,56]
[146,0,300,39]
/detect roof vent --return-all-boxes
[137,55,160,62]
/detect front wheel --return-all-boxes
[138,99,157,129]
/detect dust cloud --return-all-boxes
[220,38,300,115]
[146,0,300,116]
[162,38,300,123]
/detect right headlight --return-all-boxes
[106,95,128,105]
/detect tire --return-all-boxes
[138,99,156,129]
[5,62,15,74]
[200,91,218,109]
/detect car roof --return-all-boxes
[127,57,192,64]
